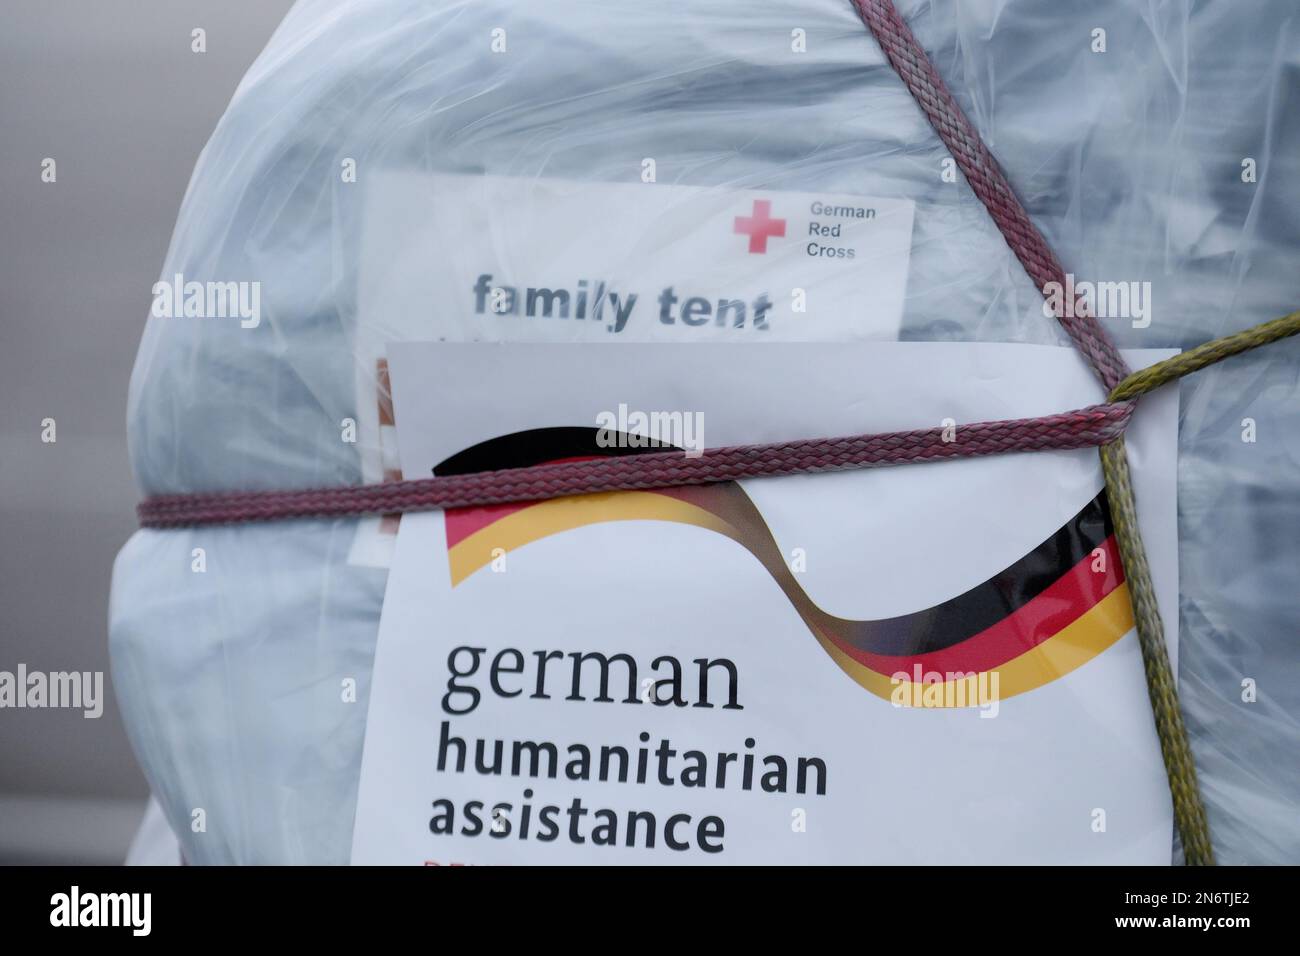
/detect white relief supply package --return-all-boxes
[111,0,1300,864]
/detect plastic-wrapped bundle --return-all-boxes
[110,0,1300,864]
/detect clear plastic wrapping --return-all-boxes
[111,0,1300,863]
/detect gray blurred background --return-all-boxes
[0,0,294,864]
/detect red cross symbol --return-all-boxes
[733,199,786,254]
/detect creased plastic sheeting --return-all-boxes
[915,0,1300,864]
[110,0,1300,863]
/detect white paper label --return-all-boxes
[351,342,1179,865]
[359,172,914,345]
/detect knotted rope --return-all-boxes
[138,402,1135,527]
[137,320,1296,531]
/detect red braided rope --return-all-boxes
[138,402,1132,527]
[850,0,1130,393]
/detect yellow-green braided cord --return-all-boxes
[1110,310,1300,403]
[1101,439,1215,864]
[1101,309,1300,865]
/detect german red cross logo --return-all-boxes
[733,199,786,254]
